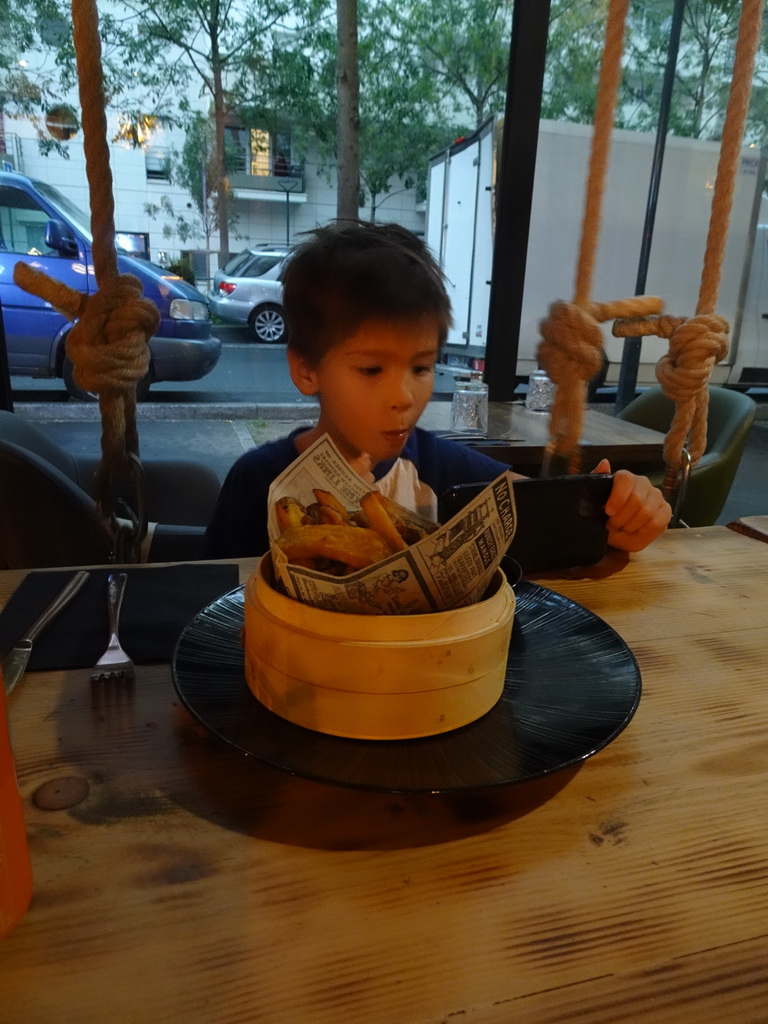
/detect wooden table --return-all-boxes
[420,400,666,473]
[2,529,768,1023]
[728,514,768,543]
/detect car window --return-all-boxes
[222,250,253,275]
[240,254,283,278]
[34,181,92,240]
[0,185,60,256]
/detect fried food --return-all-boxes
[275,496,308,532]
[313,489,353,523]
[375,493,431,544]
[275,524,392,570]
[272,487,435,575]
[316,505,348,526]
[360,491,408,552]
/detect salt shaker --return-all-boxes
[525,368,555,412]
[450,371,488,434]
[0,668,33,941]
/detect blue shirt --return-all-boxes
[205,426,511,558]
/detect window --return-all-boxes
[250,129,271,176]
[241,254,284,277]
[145,147,171,181]
[0,186,59,255]
[224,125,296,178]
[224,126,249,173]
[222,250,255,275]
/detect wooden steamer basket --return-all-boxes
[244,556,516,740]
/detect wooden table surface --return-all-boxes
[1,529,767,1023]
[420,401,667,473]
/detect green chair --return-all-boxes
[615,386,757,527]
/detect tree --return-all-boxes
[622,0,768,143]
[541,1,768,147]
[542,0,609,124]
[0,1,83,156]
[7,0,766,247]
[246,0,492,221]
[335,0,360,219]
[143,113,242,281]
[172,113,228,257]
[381,0,512,130]
[111,0,305,266]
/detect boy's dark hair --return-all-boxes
[281,220,452,364]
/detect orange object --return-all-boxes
[0,668,33,940]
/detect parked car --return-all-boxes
[208,245,291,342]
[0,171,221,400]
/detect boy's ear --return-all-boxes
[287,349,319,396]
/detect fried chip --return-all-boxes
[313,489,353,523]
[360,491,408,552]
[275,524,393,571]
[275,496,307,532]
[273,485,437,575]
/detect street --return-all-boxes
[8,327,457,406]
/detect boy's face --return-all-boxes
[289,318,439,467]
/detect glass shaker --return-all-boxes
[525,368,556,412]
[450,371,489,435]
[0,668,33,941]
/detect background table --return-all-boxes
[420,400,667,473]
[1,529,767,1023]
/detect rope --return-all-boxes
[612,0,764,496]
[12,0,159,558]
[540,295,662,471]
[573,0,630,309]
[538,0,631,473]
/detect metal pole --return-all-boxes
[484,0,552,402]
[615,0,685,411]
[280,179,298,245]
[201,162,210,286]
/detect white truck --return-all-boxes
[426,117,768,387]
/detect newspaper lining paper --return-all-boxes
[267,435,517,615]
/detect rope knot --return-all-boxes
[655,313,729,401]
[536,300,607,471]
[538,300,605,384]
[66,274,160,395]
[656,313,730,471]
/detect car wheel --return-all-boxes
[249,303,287,343]
[63,357,151,402]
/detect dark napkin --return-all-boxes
[0,564,240,671]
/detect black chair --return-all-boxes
[0,410,222,569]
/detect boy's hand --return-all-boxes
[592,459,672,552]
[348,452,376,485]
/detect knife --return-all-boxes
[2,570,91,695]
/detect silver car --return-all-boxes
[208,245,291,342]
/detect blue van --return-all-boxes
[0,171,221,400]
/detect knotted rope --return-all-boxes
[540,294,662,472]
[12,0,159,559]
[612,0,764,498]
[537,0,633,474]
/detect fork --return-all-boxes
[91,573,135,683]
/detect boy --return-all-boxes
[205,221,671,558]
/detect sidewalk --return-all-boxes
[15,400,320,483]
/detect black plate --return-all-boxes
[172,583,641,794]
